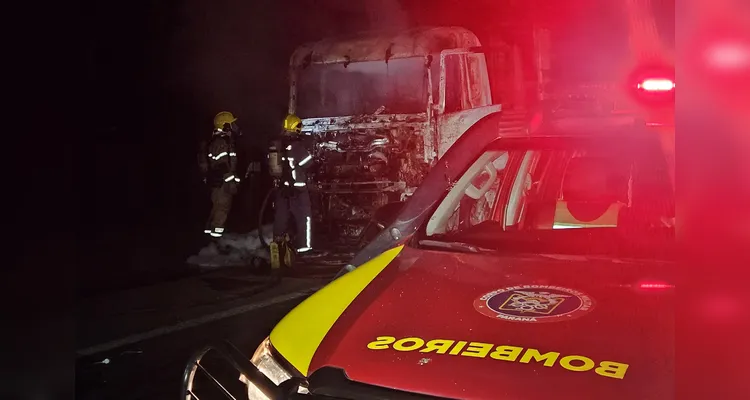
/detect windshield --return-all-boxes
[295,57,429,118]
[423,134,675,260]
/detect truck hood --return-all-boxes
[299,246,674,399]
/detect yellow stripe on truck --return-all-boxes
[269,246,404,376]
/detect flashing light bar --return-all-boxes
[638,282,674,290]
[637,78,675,92]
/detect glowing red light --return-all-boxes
[704,41,750,71]
[637,78,675,92]
[639,282,674,290]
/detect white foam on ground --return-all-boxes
[187,225,274,268]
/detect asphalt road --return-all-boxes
[75,297,306,399]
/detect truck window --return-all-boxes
[443,54,464,114]
[430,57,441,107]
[466,53,491,108]
[296,58,430,118]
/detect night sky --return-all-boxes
[83,0,673,294]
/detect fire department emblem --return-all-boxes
[473,285,594,323]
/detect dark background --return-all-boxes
[85,0,383,295]
[83,0,674,296]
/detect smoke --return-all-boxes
[365,0,409,31]
[167,0,388,145]
[187,227,274,269]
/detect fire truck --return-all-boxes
[183,72,676,398]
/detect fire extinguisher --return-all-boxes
[260,139,286,251]
[267,140,284,180]
[269,234,294,271]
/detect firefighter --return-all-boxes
[202,111,242,238]
[273,114,314,253]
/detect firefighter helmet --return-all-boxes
[214,111,238,129]
[283,114,302,133]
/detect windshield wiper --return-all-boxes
[418,239,491,254]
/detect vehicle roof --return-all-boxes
[290,26,482,67]
[533,114,650,138]
[494,111,654,140]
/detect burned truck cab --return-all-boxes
[288,27,512,250]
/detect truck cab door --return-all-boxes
[434,49,502,160]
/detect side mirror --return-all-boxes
[373,201,407,229]
[359,201,407,246]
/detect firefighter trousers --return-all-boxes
[273,188,312,251]
[206,183,235,236]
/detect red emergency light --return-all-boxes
[626,63,676,111]
[627,62,674,89]
[638,282,674,290]
[637,78,675,92]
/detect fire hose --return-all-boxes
[258,187,276,249]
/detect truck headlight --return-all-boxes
[240,337,302,400]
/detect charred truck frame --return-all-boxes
[286,27,524,250]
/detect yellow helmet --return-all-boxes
[282,114,302,133]
[214,111,238,129]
